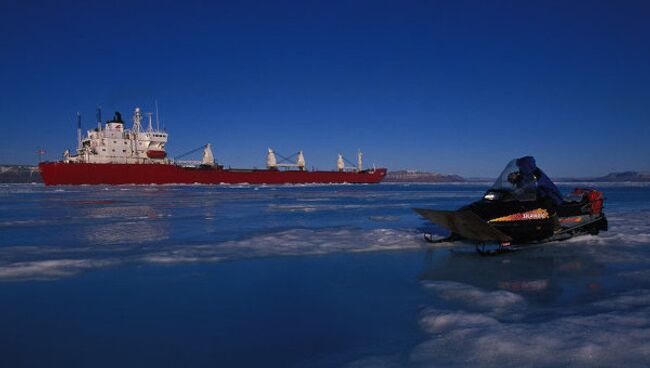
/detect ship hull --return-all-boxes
[39,162,387,185]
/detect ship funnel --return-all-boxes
[297,151,306,171]
[267,148,277,169]
[337,154,344,172]
[202,144,215,166]
[112,112,123,123]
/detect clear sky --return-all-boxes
[1,0,649,177]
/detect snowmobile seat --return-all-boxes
[558,199,589,217]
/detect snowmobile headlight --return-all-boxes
[484,193,497,201]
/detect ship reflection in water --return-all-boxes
[77,203,170,245]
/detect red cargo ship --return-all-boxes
[39,107,387,185]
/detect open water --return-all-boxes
[1,183,649,367]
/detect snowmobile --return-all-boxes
[413,156,608,255]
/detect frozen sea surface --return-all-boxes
[1,183,650,367]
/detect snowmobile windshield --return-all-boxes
[487,156,564,205]
[488,159,538,202]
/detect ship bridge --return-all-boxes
[66,107,169,164]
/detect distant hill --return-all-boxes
[385,170,650,184]
[384,170,465,183]
[592,171,650,182]
[0,165,42,183]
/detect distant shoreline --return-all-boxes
[0,165,42,183]
[383,170,650,183]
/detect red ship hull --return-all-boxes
[39,162,387,185]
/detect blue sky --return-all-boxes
[1,0,648,177]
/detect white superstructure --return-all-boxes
[65,107,169,164]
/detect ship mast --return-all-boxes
[202,144,215,166]
[266,148,307,170]
[146,112,153,132]
[155,100,160,131]
[76,112,82,150]
[297,151,305,171]
[96,107,102,131]
[267,148,277,169]
[132,107,142,161]
[133,107,142,133]
[357,150,363,172]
